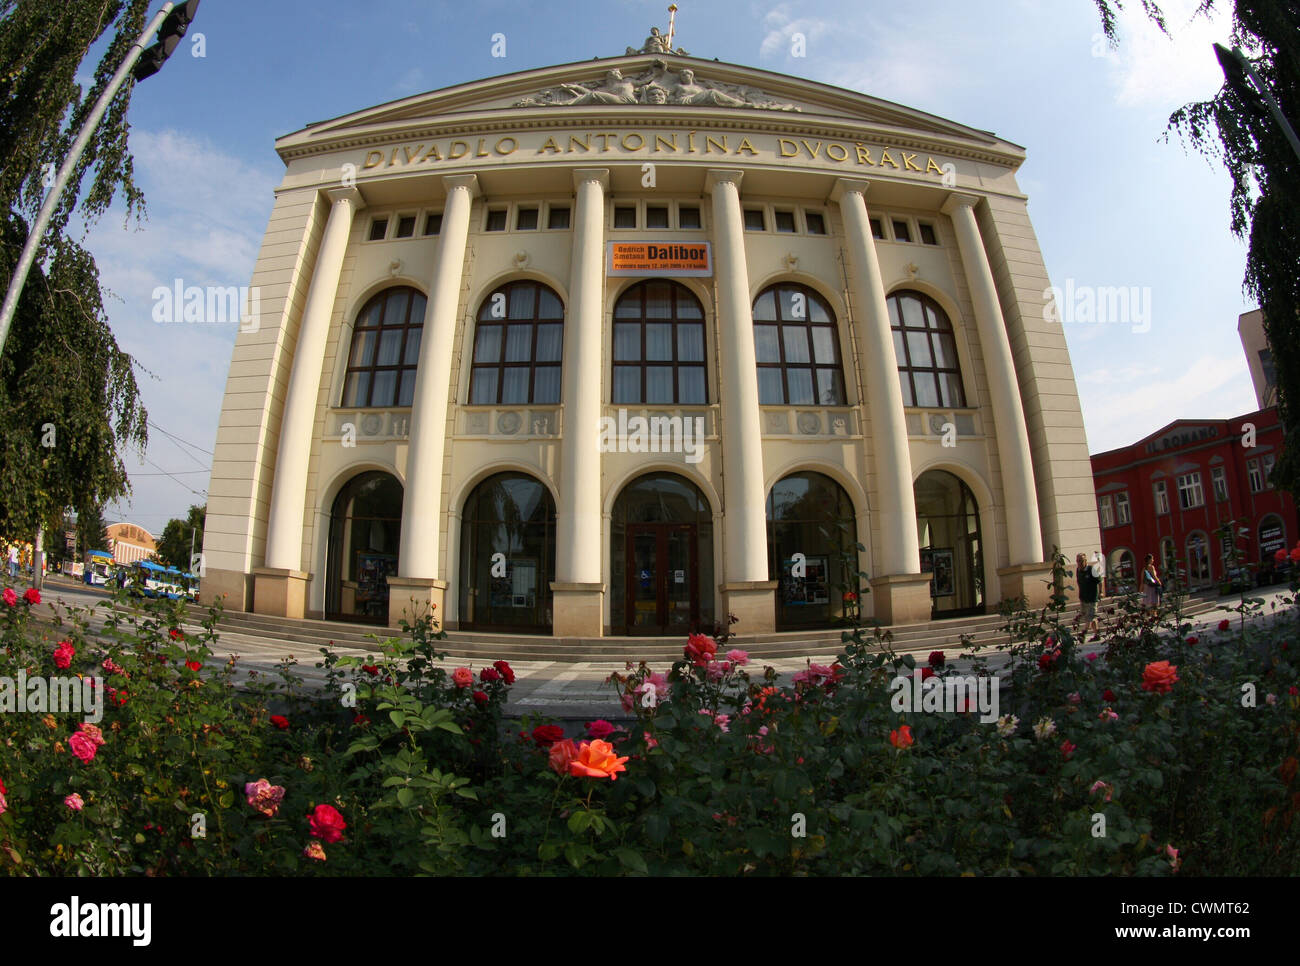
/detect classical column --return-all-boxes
[551,169,608,637]
[832,179,931,625]
[942,192,1048,604]
[388,174,479,627]
[707,169,777,633]
[255,186,364,618]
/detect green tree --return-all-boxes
[1095,0,1300,491]
[154,503,204,571]
[0,2,151,541]
[77,503,110,554]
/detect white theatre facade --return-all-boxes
[201,46,1100,638]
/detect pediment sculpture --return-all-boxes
[514,60,799,111]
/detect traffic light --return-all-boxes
[132,0,200,82]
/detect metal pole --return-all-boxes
[1238,50,1300,165]
[0,3,174,355]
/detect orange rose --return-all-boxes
[548,738,580,776]
[1141,660,1179,694]
[567,739,629,781]
[890,725,914,749]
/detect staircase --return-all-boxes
[209,593,1226,664]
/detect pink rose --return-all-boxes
[69,732,97,764]
[245,779,287,817]
[726,649,749,666]
[585,719,615,740]
[78,723,105,747]
[452,667,473,688]
[64,793,84,811]
[303,841,327,861]
[53,641,75,670]
[2,588,15,607]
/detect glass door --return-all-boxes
[625,523,700,634]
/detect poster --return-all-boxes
[356,553,398,605]
[782,555,829,606]
[929,548,955,598]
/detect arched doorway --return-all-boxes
[326,471,403,624]
[458,472,556,631]
[1186,531,1211,585]
[766,471,857,628]
[1109,547,1136,588]
[914,470,984,617]
[611,472,713,635]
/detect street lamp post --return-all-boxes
[0,1,200,357]
[1213,43,1300,165]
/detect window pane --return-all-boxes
[423,212,442,236]
[470,370,498,404]
[758,369,784,405]
[933,332,957,368]
[646,323,672,360]
[501,368,529,404]
[343,371,370,407]
[678,367,705,404]
[817,369,845,405]
[535,324,562,362]
[508,285,535,320]
[675,292,703,319]
[485,210,507,231]
[783,326,811,364]
[646,205,669,228]
[505,325,532,362]
[678,324,704,362]
[614,295,641,319]
[887,296,902,328]
[906,331,933,368]
[807,296,830,323]
[940,372,965,408]
[775,210,796,232]
[897,371,914,407]
[613,367,640,403]
[754,325,780,362]
[516,207,539,230]
[376,329,403,366]
[811,327,836,364]
[900,296,925,328]
[474,325,502,363]
[383,291,410,326]
[537,288,563,319]
[744,208,765,231]
[614,206,636,228]
[614,323,640,361]
[350,330,377,367]
[892,329,907,365]
[753,290,778,322]
[892,220,912,243]
[646,367,674,403]
[805,211,826,234]
[679,206,701,229]
[371,370,397,407]
[913,372,940,408]
[644,283,672,319]
[533,366,561,403]
[919,223,938,245]
[547,206,570,229]
[396,215,416,238]
[398,370,416,407]
[870,218,884,239]
[786,370,814,405]
[368,218,388,241]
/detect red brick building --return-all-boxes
[1090,407,1298,588]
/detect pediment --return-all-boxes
[278,55,1013,162]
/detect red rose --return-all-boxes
[169,628,183,640]
[352,713,370,727]
[1103,689,1116,702]
[1038,649,1060,672]
[270,715,289,730]
[479,667,500,683]
[532,725,564,747]
[22,587,40,605]
[1290,546,1300,564]
[920,666,935,681]
[1276,549,1288,564]
[53,641,75,670]
[1060,739,1077,760]
[472,690,488,706]
[186,660,202,672]
[1218,619,1231,632]
[492,660,515,685]
[361,664,379,676]
[1186,636,1199,645]
[1141,660,1179,695]
[585,719,615,740]
[928,651,945,668]
[308,803,347,843]
[684,633,717,667]
[2,588,15,607]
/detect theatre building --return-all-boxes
[200,32,1099,637]
[1091,408,1299,587]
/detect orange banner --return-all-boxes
[607,241,712,277]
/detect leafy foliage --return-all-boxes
[153,504,204,570]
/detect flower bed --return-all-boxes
[1,559,1298,876]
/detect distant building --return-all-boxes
[1238,309,1276,408]
[106,523,156,565]
[1091,407,1297,587]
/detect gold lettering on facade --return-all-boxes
[705,134,728,154]
[687,131,698,153]
[826,143,848,162]
[421,144,443,162]
[800,139,821,159]
[736,137,758,155]
[403,144,424,164]
[539,136,561,153]
[879,149,899,169]
[778,138,799,157]
[476,138,490,157]
[595,133,617,151]
[448,141,470,160]
[854,144,874,165]
[902,152,921,172]
[654,133,679,152]
[363,151,384,169]
[494,136,518,155]
[621,133,644,150]
[388,147,400,167]
[569,133,591,152]
[926,156,944,175]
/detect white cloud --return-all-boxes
[1104,0,1230,109]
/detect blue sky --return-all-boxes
[80,0,1258,534]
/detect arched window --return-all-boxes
[612,281,707,405]
[752,284,846,406]
[325,471,403,623]
[888,290,967,409]
[341,287,427,408]
[914,470,984,616]
[1186,531,1211,582]
[469,281,564,404]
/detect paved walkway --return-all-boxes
[23,577,1298,720]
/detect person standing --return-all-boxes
[1140,553,1162,613]
[1076,553,1104,640]
[6,543,17,579]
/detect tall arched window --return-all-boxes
[612,281,707,405]
[325,471,403,624]
[752,284,846,405]
[459,473,556,630]
[469,281,564,405]
[888,290,967,409]
[767,472,856,628]
[341,287,427,408]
